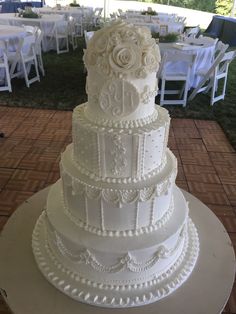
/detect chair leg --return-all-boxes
[9,60,19,78]
[183,81,189,107]
[37,53,45,76]
[56,37,60,55]
[5,65,12,92]
[21,60,30,88]
[34,56,40,82]
[160,78,166,106]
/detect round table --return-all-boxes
[0,187,235,314]
[159,37,216,88]
[0,24,27,40]
[0,24,34,82]
[0,13,66,51]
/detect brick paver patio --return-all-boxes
[0,106,236,313]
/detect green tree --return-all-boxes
[215,0,233,15]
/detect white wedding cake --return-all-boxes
[32,20,199,308]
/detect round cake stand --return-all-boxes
[0,187,235,314]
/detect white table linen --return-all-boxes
[0,13,66,52]
[39,6,92,17]
[126,18,184,34]
[158,37,216,88]
[0,25,35,81]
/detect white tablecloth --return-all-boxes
[0,25,35,81]
[158,37,216,88]
[0,24,27,40]
[125,12,176,23]
[39,6,92,18]
[126,18,184,34]
[0,13,66,52]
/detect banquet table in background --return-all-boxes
[0,13,66,51]
[129,20,184,34]
[38,6,93,19]
[125,12,177,23]
[158,37,216,88]
[124,14,184,34]
[204,15,236,47]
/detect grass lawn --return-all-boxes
[0,38,236,149]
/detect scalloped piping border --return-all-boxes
[61,150,177,197]
[74,103,170,130]
[32,212,199,308]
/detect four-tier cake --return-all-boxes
[32,20,199,308]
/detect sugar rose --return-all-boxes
[93,32,108,53]
[109,43,141,74]
[83,49,97,67]
[142,49,159,71]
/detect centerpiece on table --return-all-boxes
[69,0,80,7]
[18,6,41,18]
[152,32,179,43]
[141,7,157,15]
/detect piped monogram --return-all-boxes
[99,79,139,117]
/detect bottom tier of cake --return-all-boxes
[32,185,199,308]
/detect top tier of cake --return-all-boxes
[83,20,161,124]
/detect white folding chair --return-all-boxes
[210,50,236,105]
[74,16,83,37]
[186,25,200,38]
[82,10,94,32]
[177,16,186,23]
[68,16,78,50]
[84,30,94,47]
[9,35,40,88]
[188,46,232,105]
[0,40,12,92]
[22,25,38,35]
[93,7,103,27]
[110,12,117,20]
[35,28,45,76]
[47,21,69,54]
[214,40,229,58]
[117,9,124,17]
[157,51,196,107]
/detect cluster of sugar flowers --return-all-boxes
[83,20,161,79]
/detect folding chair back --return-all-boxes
[188,45,229,102]
[158,51,196,107]
[210,50,236,105]
[20,35,40,87]
[35,28,45,76]
[84,30,94,47]
[186,25,200,38]
[22,25,38,35]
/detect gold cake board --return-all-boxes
[0,187,235,314]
